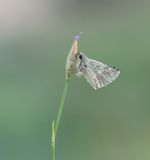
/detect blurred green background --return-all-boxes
[0,0,150,160]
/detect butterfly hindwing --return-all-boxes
[81,58,120,89]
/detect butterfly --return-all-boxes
[74,52,120,90]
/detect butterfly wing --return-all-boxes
[82,58,120,90]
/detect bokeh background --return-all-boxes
[0,0,150,160]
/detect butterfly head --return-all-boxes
[74,52,87,76]
[76,52,87,61]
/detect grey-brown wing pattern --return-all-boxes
[81,58,120,90]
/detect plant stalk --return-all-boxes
[55,79,69,135]
[51,79,70,160]
[51,121,55,160]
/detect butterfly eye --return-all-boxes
[79,54,83,59]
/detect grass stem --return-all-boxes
[51,79,70,160]
[55,80,69,135]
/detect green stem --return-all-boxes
[55,80,70,135]
[51,79,70,160]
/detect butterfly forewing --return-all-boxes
[76,53,120,90]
